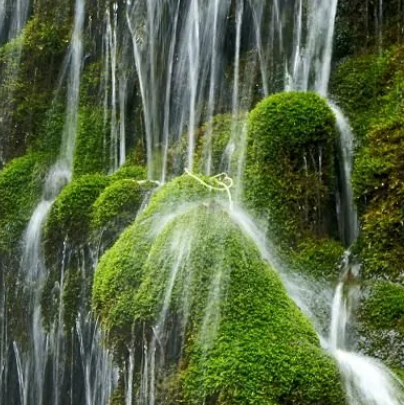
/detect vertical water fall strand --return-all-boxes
[329,278,404,405]
[60,0,85,174]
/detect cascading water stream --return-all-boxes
[4,0,116,403]
[328,281,404,405]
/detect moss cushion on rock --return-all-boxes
[244,91,338,245]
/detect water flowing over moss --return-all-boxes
[92,175,344,405]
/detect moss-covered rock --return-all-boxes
[109,164,147,182]
[94,195,344,405]
[330,44,404,145]
[358,281,404,367]
[194,113,247,176]
[352,118,404,281]
[45,174,110,248]
[292,238,345,281]
[0,10,71,162]
[0,152,49,252]
[73,107,108,177]
[92,174,226,336]
[91,178,155,231]
[244,91,338,245]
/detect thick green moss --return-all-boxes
[91,179,154,230]
[358,281,404,367]
[0,153,49,252]
[0,11,71,161]
[73,107,108,177]
[331,44,404,144]
[352,118,404,281]
[361,282,404,333]
[292,238,345,281]
[109,164,147,182]
[244,91,338,245]
[92,174,225,334]
[45,174,110,247]
[95,200,344,405]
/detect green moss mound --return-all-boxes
[109,165,147,182]
[358,281,404,367]
[353,118,404,281]
[94,197,344,405]
[245,91,338,245]
[0,153,49,252]
[91,179,154,229]
[92,174,226,334]
[292,239,345,281]
[45,174,110,247]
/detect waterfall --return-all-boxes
[1,1,404,404]
[328,282,404,405]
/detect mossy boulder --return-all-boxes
[109,164,147,182]
[330,44,404,145]
[0,152,49,252]
[352,118,404,281]
[91,178,155,234]
[245,92,338,245]
[292,238,345,281]
[93,196,345,405]
[92,174,226,336]
[45,174,110,248]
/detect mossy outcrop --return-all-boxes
[244,91,338,246]
[93,175,345,405]
[0,152,49,252]
[352,118,404,282]
[45,174,110,248]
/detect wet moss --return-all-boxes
[292,238,345,281]
[194,113,247,176]
[0,11,71,161]
[352,117,404,281]
[92,174,225,340]
[0,152,49,252]
[73,107,109,177]
[91,178,155,231]
[45,174,110,248]
[244,91,338,246]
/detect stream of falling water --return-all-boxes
[1,0,117,403]
[0,0,402,404]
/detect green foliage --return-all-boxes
[0,153,49,252]
[73,107,108,176]
[244,92,338,245]
[45,174,110,247]
[352,118,404,281]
